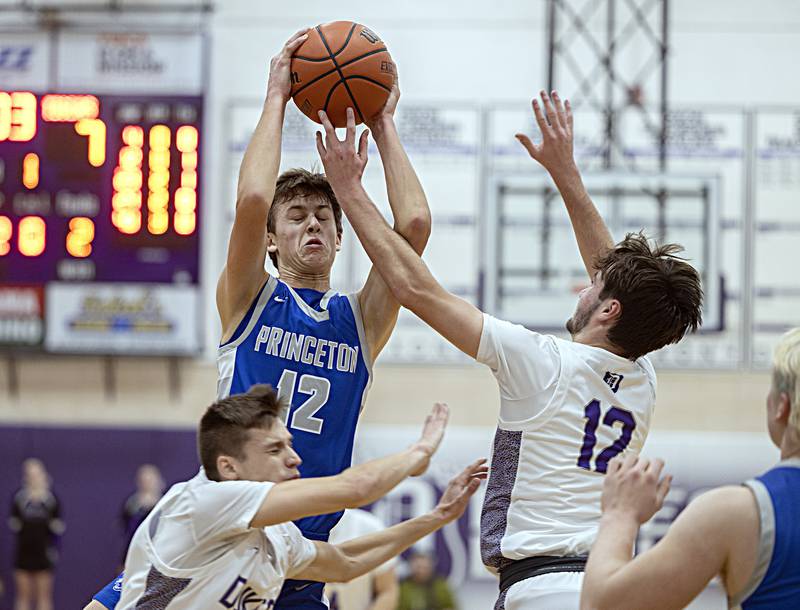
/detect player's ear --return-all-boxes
[266,232,279,255]
[776,392,792,424]
[335,231,342,252]
[600,298,622,322]
[216,455,240,481]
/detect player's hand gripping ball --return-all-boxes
[290,21,396,128]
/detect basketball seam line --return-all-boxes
[292,47,389,97]
[316,25,366,124]
[294,22,358,62]
[338,75,392,93]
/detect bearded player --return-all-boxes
[316,91,704,608]
[88,27,431,610]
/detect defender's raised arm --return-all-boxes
[516,90,614,277]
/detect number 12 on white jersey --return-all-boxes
[577,399,636,474]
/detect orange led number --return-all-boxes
[0,216,11,256]
[66,217,95,258]
[147,125,171,235]
[75,118,107,167]
[0,92,37,142]
[175,125,198,236]
[18,216,45,257]
[112,125,144,234]
[22,153,39,189]
[41,94,99,122]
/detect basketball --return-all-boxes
[290,21,396,128]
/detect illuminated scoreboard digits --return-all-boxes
[0,91,202,284]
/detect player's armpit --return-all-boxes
[584,486,755,610]
[83,602,111,610]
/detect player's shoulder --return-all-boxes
[682,485,757,532]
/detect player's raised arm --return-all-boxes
[217,29,308,334]
[295,459,486,583]
[316,109,484,359]
[580,456,757,610]
[516,90,614,277]
[357,79,433,359]
[250,403,459,527]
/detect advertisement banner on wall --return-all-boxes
[0,285,44,347]
[0,31,50,91]
[44,283,199,355]
[56,32,203,94]
[352,425,778,607]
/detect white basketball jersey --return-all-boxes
[325,509,396,610]
[476,314,656,568]
[117,470,317,609]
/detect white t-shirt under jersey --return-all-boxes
[117,469,317,609]
[325,509,397,610]
[477,314,657,567]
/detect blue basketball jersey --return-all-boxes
[737,459,800,609]
[217,275,372,540]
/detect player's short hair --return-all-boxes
[772,327,800,433]
[198,384,286,481]
[596,232,703,359]
[267,168,343,268]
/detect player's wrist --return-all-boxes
[601,505,642,527]
[264,90,289,109]
[367,115,395,138]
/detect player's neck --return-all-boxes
[278,266,331,292]
[779,428,800,461]
[572,328,627,358]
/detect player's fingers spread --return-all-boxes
[541,90,558,129]
[515,134,537,158]
[607,455,623,474]
[552,91,566,128]
[286,32,309,53]
[315,131,326,157]
[358,129,369,159]
[531,98,552,135]
[648,458,665,479]
[318,111,335,139]
[565,99,574,132]
[346,108,356,142]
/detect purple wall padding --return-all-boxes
[0,424,199,610]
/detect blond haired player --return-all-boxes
[315,91,704,608]
[582,328,800,610]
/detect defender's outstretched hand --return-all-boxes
[266,28,309,104]
[409,402,450,476]
[316,107,369,196]
[434,458,489,523]
[516,90,577,181]
[601,454,672,524]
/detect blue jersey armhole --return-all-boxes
[220,278,271,348]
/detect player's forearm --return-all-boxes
[336,446,429,509]
[550,165,614,276]
[339,183,438,303]
[371,117,431,254]
[581,511,640,610]
[334,512,443,582]
[236,95,285,209]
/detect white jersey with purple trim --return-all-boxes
[117,470,317,610]
[476,313,657,569]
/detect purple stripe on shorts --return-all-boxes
[481,426,523,570]
[494,585,509,610]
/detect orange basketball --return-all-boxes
[290,21,395,128]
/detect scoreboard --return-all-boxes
[0,29,205,355]
[0,91,201,284]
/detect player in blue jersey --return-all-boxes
[86,27,431,610]
[580,327,800,610]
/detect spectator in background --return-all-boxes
[8,458,64,610]
[325,508,400,610]
[119,465,163,565]
[398,551,456,610]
